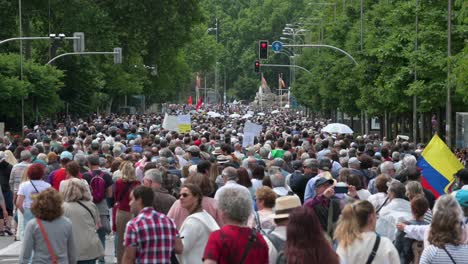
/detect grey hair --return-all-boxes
[175,147,185,156]
[270,172,285,188]
[283,151,292,162]
[259,147,269,159]
[20,150,31,162]
[300,153,310,162]
[62,178,92,202]
[402,155,417,168]
[74,153,87,167]
[159,148,173,158]
[99,157,106,167]
[380,161,395,175]
[144,168,163,184]
[37,153,48,163]
[217,187,253,224]
[392,151,400,160]
[188,165,198,177]
[388,180,406,199]
[433,194,463,221]
[272,158,285,168]
[222,166,238,181]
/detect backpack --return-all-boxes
[266,232,287,264]
[90,171,106,203]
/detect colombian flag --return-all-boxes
[417,134,464,198]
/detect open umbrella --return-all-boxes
[229,113,241,118]
[271,110,280,114]
[321,123,354,134]
[257,112,265,116]
[242,113,253,119]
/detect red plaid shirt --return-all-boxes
[124,207,179,264]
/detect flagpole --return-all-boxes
[279,73,282,108]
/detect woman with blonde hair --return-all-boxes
[63,178,104,263]
[4,150,17,166]
[420,195,468,263]
[113,161,140,264]
[334,200,399,264]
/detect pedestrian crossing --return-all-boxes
[0,236,116,263]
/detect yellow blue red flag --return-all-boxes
[417,134,464,198]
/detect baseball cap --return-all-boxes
[456,190,468,208]
[314,177,334,188]
[60,151,73,160]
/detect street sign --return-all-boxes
[271,41,283,53]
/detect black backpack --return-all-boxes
[266,232,287,264]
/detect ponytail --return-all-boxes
[334,200,374,248]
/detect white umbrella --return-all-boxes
[257,112,265,116]
[271,110,280,114]
[207,111,217,116]
[321,123,354,134]
[229,113,241,118]
[242,113,253,119]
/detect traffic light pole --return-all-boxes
[259,64,313,76]
[281,44,358,65]
[0,36,79,46]
[47,49,121,65]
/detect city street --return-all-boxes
[0,235,116,263]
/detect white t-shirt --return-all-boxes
[18,180,51,208]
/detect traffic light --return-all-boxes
[114,47,122,64]
[254,60,260,73]
[259,40,268,60]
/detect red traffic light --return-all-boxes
[259,40,268,59]
[254,60,260,72]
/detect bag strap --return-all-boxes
[117,183,133,204]
[254,211,262,231]
[376,196,389,214]
[36,218,58,264]
[365,233,381,264]
[239,228,257,264]
[326,199,334,239]
[76,200,96,225]
[30,180,40,193]
[266,232,285,253]
[443,247,457,264]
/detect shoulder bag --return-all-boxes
[36,218,58,264]
[365,233,381,264]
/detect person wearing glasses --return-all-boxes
[178,183,219,264]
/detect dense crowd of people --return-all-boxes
[0,106,467,264]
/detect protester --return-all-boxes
[0,152,13,236]
[203,187,268,264]
[334,200,399,264]
[143,168,176,214]
[114,161,141,264]
[82,155,113,264]
[420,195,468,263]
[284,206,340,264]
[376,180,412,241]
[63,178,104,263]
[178,183,219,264]
[249,186,276,231]
[19,188,76,263]
[394,195,430,264]
[168,172,222,229]
[263,195,301,264]
[15,163,51,240]
[367,174,391,212]
[123,186,183,263]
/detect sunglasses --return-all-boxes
[180,193,191,198]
